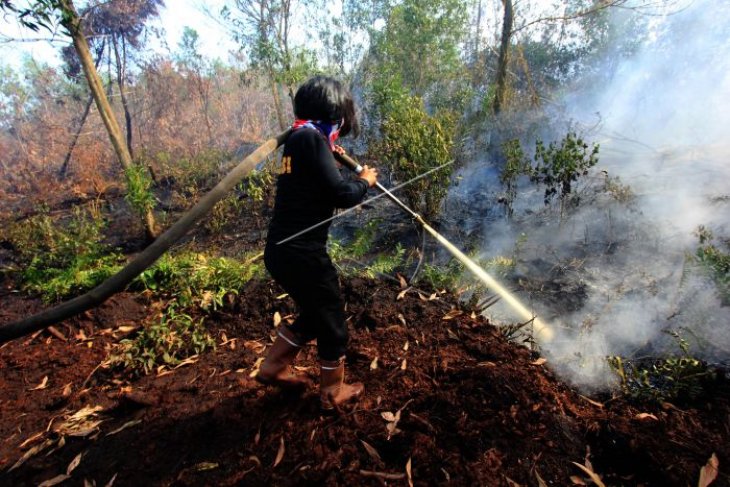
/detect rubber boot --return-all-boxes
[256,331,309,391]
[320,358,364,411]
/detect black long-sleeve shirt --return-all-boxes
[266,128,369,248]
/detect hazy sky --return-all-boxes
[0,0,236,68]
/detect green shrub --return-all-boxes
[205,168,274,233]
[375,84,455,219]
[608,332,712,403]
[134,251,265,309]
[124,163,155,217]
[328,220,407,278]
[4,207,122,302]
[111,301,215,375]
[694,226,730,304]
[529,132,600,206]
[500,139,530,216]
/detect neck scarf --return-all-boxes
[292,119,342,151]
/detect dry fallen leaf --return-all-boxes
[61,383,73,398]
[530,358,547,366]
[18,431,44,449]
[54,405,104,438]
[397,273,408,289]
[30,376,49,391]
[403,341,409,352]
[275,293,288,299]
[442,309,463,321]
[572,462,606,487]
[698,453,719,487]
[401,359,407,371]
[104,473,118,487]
[504,477,522,487]
[397,288,410,300]
[381,412,397,422]
[106,420,142,437]
[273,312,282,327]
[360,440,382,463]
[273,436,285,468]
[634,413,659,421]
[38,474,71,487]
[67,451,84,475]
[370,357,379,370]
[9,438,55,472]
[249,357,265,378]
[406,457,414,487]
[194,462,219,471]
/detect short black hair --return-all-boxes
[293,76,359,137]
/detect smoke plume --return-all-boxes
[463,0,730,389]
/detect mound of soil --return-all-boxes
[1,278,728,486]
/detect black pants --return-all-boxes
[264,242,347,361]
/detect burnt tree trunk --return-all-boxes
[493,0,514,114]
[59,40,106,180]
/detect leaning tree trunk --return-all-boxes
[493,0,514,114]
[59,39,106,179]
[0,130,291,345]
[112,36,134,158]
[59,0,157,239]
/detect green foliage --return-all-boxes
[205,168,274,233]
[3,207,122,302]
[152,148,231,196]
[419,260,463,292]
[329,220,407,278]
[362,244,406,279]
[0,1,71,34]
[111,301,215,375]
[370,0,466,98]
[608,354,709,404]
[134,251,265,310]
[529,132,600,206]
[693,226,730,304]
[608,330,712,403]
[500,139,530,216]
[377,91,454,218]
[124,163,155,217]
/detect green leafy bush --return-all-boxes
[205,168,274,233]
[124,163,155,217]
[329,219,407,278]
[3,207,122,302]
[529,132,599,206]
[694,226,730,304]
[134,251,265,309]
[608,332,712,403]
[112,301,215,375]
[378,92,455,218]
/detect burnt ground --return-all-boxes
[1,276,729,487]
[1,183,729,487]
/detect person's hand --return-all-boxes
[333,145,345,168]
[358,165,378,188]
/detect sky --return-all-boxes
[0,0,236,69]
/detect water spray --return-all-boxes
[334,152,555,342]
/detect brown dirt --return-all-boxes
[1,277,729,487]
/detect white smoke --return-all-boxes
[467,0,730,389]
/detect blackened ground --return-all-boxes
[1,277,728,487]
